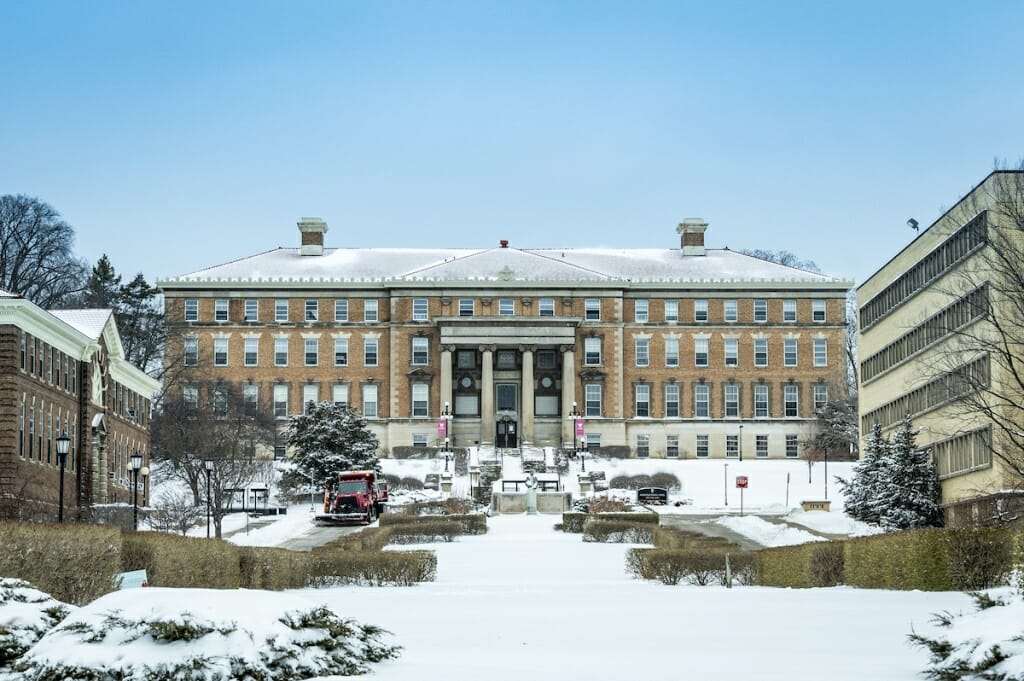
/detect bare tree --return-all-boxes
[148,487,204,535]
[739,249,822,273]
[0,195,87,306]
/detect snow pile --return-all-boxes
[712,515,826,547]
[14,588,399,680]
[785,509,884,537]
[910,591,1024,680]
[0,579,72,669]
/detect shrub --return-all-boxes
[756,542,830,588]
[809,542,845,587]
[942,528,1014,590]
[609,474,652,490]
[652,527,738,552]
[386,521,464,544]
[561,512,586,533]
[588,499,633,514]
[0,522,122,605]
[400,476,424,491]
[582,520,655,544]
[319,527,394,552]
[306,550,437,586]
[238,547,310,590]
[627,549,746,586]
[649,472,682,492]
[121,533,240,590]
[0,578,73,667]
[380,513,487,535]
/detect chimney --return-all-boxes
[677,218,708,256]
[298,218,328,256]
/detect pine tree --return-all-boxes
[280,401,380,496]
[838,422,888,524]
[878,415,943,530]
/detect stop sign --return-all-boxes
[736,476,749,488]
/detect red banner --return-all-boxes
[574,418,585,437]
[437,418,447,437]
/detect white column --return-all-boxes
[440,346,453,416]
[521,345,535,447]
[561,345,576,447]
[480,345,495,446]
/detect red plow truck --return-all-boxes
[315,470,388,525]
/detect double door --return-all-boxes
[495,383,518,448]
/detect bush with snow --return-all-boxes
[0,578,73,669]
[13,587,399,680]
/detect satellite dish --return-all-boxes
[908,218,919,232]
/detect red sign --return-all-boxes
[437,418,447,437]
[574,418,585,437]
[736,476,749,489]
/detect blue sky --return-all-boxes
[1,1,1022,287]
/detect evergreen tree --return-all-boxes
[280,401,380,496]
[838,422,888,524]
[878,415,943,530]
[82,254,122,307]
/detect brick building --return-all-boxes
[0,291,159,521]
[158,218,851,460]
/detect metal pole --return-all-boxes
[206,471,211,539]
[786,472,790,507]
[740,487,744,517]
[724,463,728,506]
[58,458,66,523]
[739,424,743,462]
[824,449,829,500]
[132,468,139,531]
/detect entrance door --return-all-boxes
[496,384,518,448]
[496,418,517,448]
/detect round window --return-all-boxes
[460,375,473,389]
[540,376,554,389]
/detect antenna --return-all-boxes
[907,218,919,232]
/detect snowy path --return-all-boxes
[302,514,971,680]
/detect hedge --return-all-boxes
[0,522,122,605]
[561,511,658,533]
[380,513,487,535]
[386,521,465,544]
[755,542,833,589]
[238,547,310,590]
[582,520,656,544]
[121,533,241,590]
[627,549,756,586]
[318,527,394,552]
[306,549,437,586]
[652,527,738,552]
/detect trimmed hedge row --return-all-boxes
[757,526,1016,591]
[306,549,438,586]
[387,521,465,544]
[122,533,241,590]
[561,511,659,533]
[651,527,737,552]
[582,520,656,544]
[238,547,310,590]
[627,549,757,586]
[380,513,488,535]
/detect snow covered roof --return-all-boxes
[50,309,113,341]
[0,289,18,298]
[160,246,850,289]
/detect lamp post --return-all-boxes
[444,436,450,472]
[55,431,70,523]
[738,424,744,462]
[204,458,214,538]
[569,401,581,459]
[442,401,454,450]
[130,452,143,531]
[579,436,586,472]
[140,465,150,509]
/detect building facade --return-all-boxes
[159,218,850,460]
[0,293,159,521]
[858,170,1024,526]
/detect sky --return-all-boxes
[1,1,1023,288]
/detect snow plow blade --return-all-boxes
[315,513,368,525]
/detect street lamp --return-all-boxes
[442,401,454,450]
[130,452,143,531]
[55,431,70,523]
[738,424,744,462]
[203,458,214,538]
[579,436,586,472]
[444,437,450,472]
[569,401,581,459]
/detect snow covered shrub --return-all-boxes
[0,579,73,669]
[588,498,635,514]
[561,512,587,532]
[582,520,656,544]
[909,591,1024,681]
[386,520,464,544]
[649,472,682,491]
[13,588,400,680]
[609,474,652,490]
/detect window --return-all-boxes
[413,298,428,321]
[747,384,767,420]
[584,337,601,365]
[635,338,649,367]
[335,299,348,322]
[635,384,650,417]
[724,384,739,417]
[813,300,826,323]
[362,384,378,418]
[636,434,650,458]
[786,434,799,458]
[754,338,768,367]
[412,383,429,417]
[275,299,289,322]
[244,337,258,366]
[305,299,318,321]
[784,384,799,417]
[586,433,601,449]
[184,337,198,366]
[459,298,474,317]
[756,435,769,458]
[304,338,318,366]
[494,350,515,370]
[184,386,199,414]
[184,299,198,321]
[666,435,679,458]
[273,384,288,418]
[213,338,228,366]
[814,384,829,411]
[694,338,708,367]
[696,434,709,458]
[724,300,738,322]
[364,299,378,322]
[214,299,228,322]
[364,338,378,366]
[334,338,348,366]
[537,350,556,369]
[303,384,318,412]
[274,338,288,366]
[694,384,709,418]
[243,384,258,417]
[726,435,739,458]
[665,383,680,417]
[665,338,679,367]
[724,338,738,366]
[783,299,797,322]
[412,337,429,365]
[664,300,678,322]
[585,298,600,320]
[813,338,827,366]
[213,389,228,419]
[539,298,555,317]
[332,383,349,406]
[20,333,25,370]
[244,299,258,322]
[694,299,708,322]
[457,349,476,369]
[754,300,767,322]
[499,298,515,316]
[635,299,649,323]
[412,434,428,448]
[585,384,602,417]
[784,338,798,366]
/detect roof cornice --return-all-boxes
[0,298,100,360]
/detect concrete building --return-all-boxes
[158,218,850,461]
[0,291,159,521]
[858,170,1024,526]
